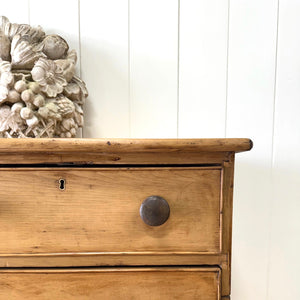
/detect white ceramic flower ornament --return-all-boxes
[0,16,87,138]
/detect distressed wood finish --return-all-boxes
[0,138,252,164]
[0,252,228,268]
[0,267,221,300]
[221,154,235,295]
[0,151,230,165]
[0,138,253,153]
[0,138,252,299]
[0,167,221,254]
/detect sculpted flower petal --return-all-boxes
[55,75,67,86]
[44,85,62,98]
[31,58,67,97]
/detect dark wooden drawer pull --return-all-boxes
[139,196,170,226]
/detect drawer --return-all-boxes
[0,167,222,254]
[0,267,221,300]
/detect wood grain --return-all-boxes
[0,138,253,153]
[220,154,235,296]
[0,252,228,268]
[0,138,251,298]
[0,167,222,254]
[0,151,229,165]
[0,267,221,300]
[0,138,246,165]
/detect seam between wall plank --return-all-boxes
[176,0,180,138]
[225,0,230,138]
[266,0,280,299]
[27,0,31,24]
[78,0,83,138]
[128,0,131,138]
[78,0,82,79]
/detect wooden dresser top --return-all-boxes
[0,138,252,165]
[0,138,252,153]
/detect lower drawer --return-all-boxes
[0,267,221,300]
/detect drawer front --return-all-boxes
[0,267,221,300]
[0,167,221,254]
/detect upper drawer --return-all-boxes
[0,167,222,254]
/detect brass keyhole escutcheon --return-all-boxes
[59,179,66,190]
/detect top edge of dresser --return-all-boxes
[0,138,253,153]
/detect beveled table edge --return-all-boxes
[0,138,253,153]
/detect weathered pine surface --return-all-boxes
[0,168,221,254]
[0,267,221,300]
[0,138,252,299]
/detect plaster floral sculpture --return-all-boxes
[0,16,87,138]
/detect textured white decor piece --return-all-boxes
[0,16,87,138]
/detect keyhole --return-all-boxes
[59,179,66,190]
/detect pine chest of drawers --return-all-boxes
[0,138,252,299]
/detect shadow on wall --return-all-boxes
[231,158,300,299]
[80,37,177,138]
[231,159,271,299]
[80,39,129,138]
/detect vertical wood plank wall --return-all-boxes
[269,1,300,299]
[2,1,299,299]
[226,1,278,299]
[130,0,178,138]
[179,0,228,138]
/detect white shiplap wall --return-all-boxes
[227,1,278,299]
[2,1,300,299]
[179,0,228,138]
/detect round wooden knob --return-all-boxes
[140,196,170,226]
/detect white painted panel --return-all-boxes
[0,0,29,24]
[178,0,228,138]
[130,0,178,138]
[226,1,278,299]
[80,0,129,138]
[268,1,300,299]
